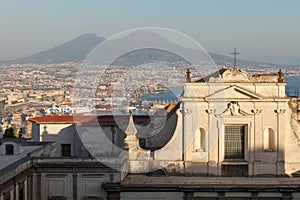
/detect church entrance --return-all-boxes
[222,125,248,176]
[224,125,245,159]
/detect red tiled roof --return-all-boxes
[28,115,151,125]
[165,103,178,114]
[28,104,180,125]
[28,116,92,123]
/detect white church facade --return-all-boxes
[123,66,299,177]
[104,66,300,199]
[181,67,291,177]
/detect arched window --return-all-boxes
[5,144,14,155]
[194,128,206,152]
[263,128,276,151]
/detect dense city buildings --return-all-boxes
[1,60,300,199]
[0,59,299,138]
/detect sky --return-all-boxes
[0,0,300,65]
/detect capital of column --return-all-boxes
[275,109,286,115]
[251,108,263,115]
[205,108,215,114]
[183,108,193,115]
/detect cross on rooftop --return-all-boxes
[230,47,240,68]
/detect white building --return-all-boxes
[0,139,54,200]
[181,67,292,177]
[106,67,300,199]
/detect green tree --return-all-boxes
[3,127,18,138]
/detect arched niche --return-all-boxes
[263,127,276,151]
[194,127,206,152]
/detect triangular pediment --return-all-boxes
[205,85,262,100]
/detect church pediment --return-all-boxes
[205,85,262,100]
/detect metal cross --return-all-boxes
[230,47,240,68]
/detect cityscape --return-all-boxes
[1,48,299,139]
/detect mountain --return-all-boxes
[2,32,293,68]
[86,30,214,66]
[5,33,104,64]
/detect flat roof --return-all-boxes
[102,174,300,193]
[120,174,300,188]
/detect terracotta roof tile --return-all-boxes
[28,115,151,125]
[28,104,180,125]
[165,103,178,113]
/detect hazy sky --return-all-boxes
[1,0,300,64]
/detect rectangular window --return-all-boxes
[5,144,14,155]
[224,126,245,160]
[61,144,71,157]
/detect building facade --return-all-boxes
[105,67,300,199]
[181,67,291,177]
[0,139,54,200]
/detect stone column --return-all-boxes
[275,108,286,176]
[0,193,4,200]
[206,108,219,176]
[15,183,19,200]
[9,188,14,200]
[206,108,216,176]
[217,119,223,176]
[183,108,193,161]
[182,107,193,175]
[251,108,263,176]
[24,179,28,200]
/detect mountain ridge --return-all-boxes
[2,33,296,68]
[4,33,105,64]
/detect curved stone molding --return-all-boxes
[222,68,251,82]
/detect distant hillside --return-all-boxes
[110,47,271,68]
[5,33,104,64]
[2,32,292,69]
